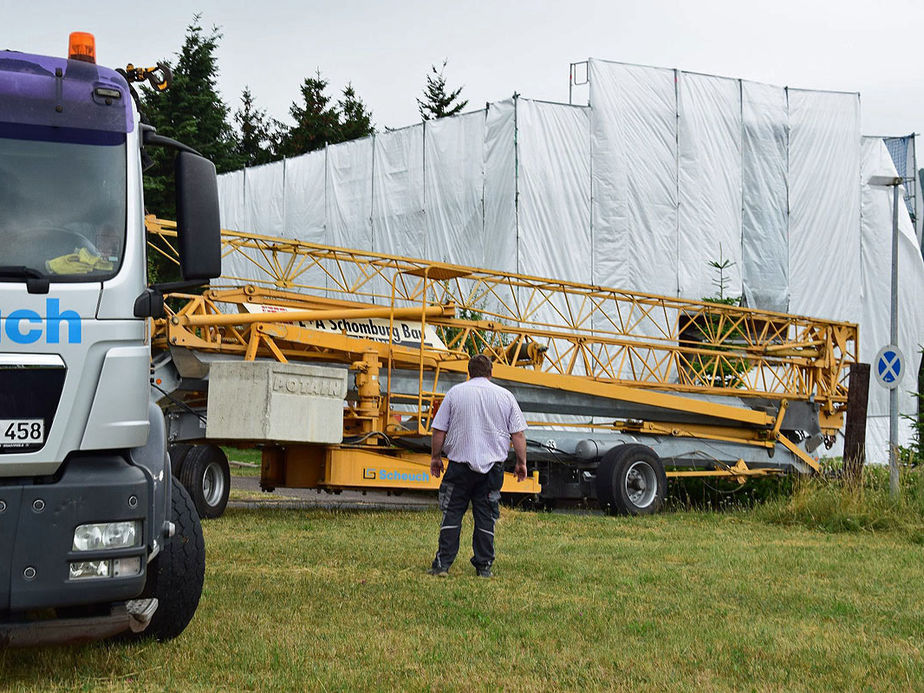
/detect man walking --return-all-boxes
[428,354,527,578]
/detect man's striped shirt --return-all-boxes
[431,377,527,474]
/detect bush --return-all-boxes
[751,464,924,540]
[666,473,794,512]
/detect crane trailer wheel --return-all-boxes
[595,444,667,515]
[179,444,231,519]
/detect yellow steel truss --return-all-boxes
[148,217,862,479]
[148,216,857,417]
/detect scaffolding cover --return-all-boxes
[283,149,326,243]
[482,99,517,275]
[788,89,862,322]
[741,81,789,311]
[860,137,924,460]
[424,111,485,269]
[589,61,678,296]
[677,72,743,300]
[215,58,924,463]
[371,126,424,260]
[517,99,591,283]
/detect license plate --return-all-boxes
[0,419,45,447]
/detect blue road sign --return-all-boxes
[874,345,905,389]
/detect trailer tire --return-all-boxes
[180,444,230,519]
[595,454,619,509]
[596,444,667,515]
[168,443,193,477]
[139,477,205,641]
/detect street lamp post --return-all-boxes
[868,174,903,497]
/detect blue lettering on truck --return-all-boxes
[0,299,81,344]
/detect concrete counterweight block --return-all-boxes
[206,361,348,444]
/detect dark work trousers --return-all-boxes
[431,460,504,572]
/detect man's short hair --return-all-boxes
[468,354,493,379]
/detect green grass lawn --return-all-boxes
[2,501,923,691]
[224,446,262,477]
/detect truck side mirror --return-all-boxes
[175,151,221,281]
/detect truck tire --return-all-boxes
[141,476,205,641]
[168,443,193,477]
[596,444,667,516]
[179,444,230,519]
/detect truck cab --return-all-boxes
[0,35,220,646]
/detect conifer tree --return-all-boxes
[141,17,241,213]
[277,72,375,156]
[337,84,374,143]
[139,15,241,279]
[234,86,279,166]
[277,72,341,157]
[417,59,468,120]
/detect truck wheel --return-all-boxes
[180,444,230,519]
[168,443,193,477]
[141,476,205,641]
[596,444,667,515]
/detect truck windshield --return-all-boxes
[0,124,126,281]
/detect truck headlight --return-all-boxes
[72,521,141,551]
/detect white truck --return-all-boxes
[0,33,221,645]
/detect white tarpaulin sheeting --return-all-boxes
[243,162,285,239]
[589,61,678,296]
[371,126,424,259]
[741,81,789,311]
[517,99,591,284]
[216,169,245,232]
[283,149,325,243]
[483,99,517,275]
[677,72,742,300]
[860,137,924,462]
[326,137,373,253]
[788,89,862,321]
[215,58,924,461]
[424,111,485,269]
[216,168,263,286]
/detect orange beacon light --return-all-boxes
[68,32,96,63]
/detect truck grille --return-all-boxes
[0,354,65,454]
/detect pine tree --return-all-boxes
[140,15,241,218]
[277,72,341,157]
[276,72,375,156]
[417,59,468,120]
[139,15,241,281]
[234,86,278,166]
[337,84,374,142]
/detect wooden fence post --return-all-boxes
[843,362,870,482]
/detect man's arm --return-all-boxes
[430,428,447,478]
[511,430,527,482]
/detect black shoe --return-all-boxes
[427,567,449,577]
[475,567,493,578]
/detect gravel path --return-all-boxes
[229,474,439,512]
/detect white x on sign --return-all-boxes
[874,345,905,389]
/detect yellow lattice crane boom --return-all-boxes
[146,216,859,516]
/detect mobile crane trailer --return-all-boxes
[145,218,859,517]
[0,34,221,646]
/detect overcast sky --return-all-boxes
[2,0,922,143]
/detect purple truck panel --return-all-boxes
[0,50,133,133]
